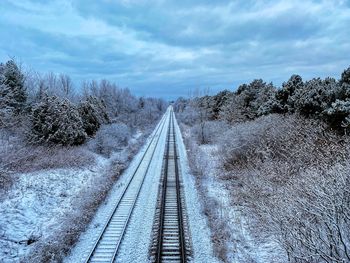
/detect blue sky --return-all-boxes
[1,0,349,99]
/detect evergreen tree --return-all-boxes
[339,66,350,100]
[294,77,338,116]
[78,96,109,136]
[211,90,233,120]
[278,74,304,113]
[78,100,100,136]
[324,100,350,132]
[1,60,26,111]
[29,96,86,145]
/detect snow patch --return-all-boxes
[0,157,108,262]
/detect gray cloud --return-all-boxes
[0,0,349,99]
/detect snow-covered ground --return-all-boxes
[0,127,149,262]
[0,155,108,262]
[179,125,286,263]
[174,116,220,263]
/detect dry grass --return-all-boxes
[21,131,148,263]
[1,144,95,173]
[181,114,350,263]
[218,115,349,262]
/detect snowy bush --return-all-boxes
[214,114,350,263]
[1,145,95,173]
[29,96,86,145]
[192,121,230,145]
[88,123,131,157]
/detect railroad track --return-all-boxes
[151,110,191,263]
[84,109,170,263]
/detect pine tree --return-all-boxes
[78,96,110,136]
[0,60,27,127]
[279,74,304,113]
[324,99,350,132]
[339,66,350,100]
[2,60,26,111]
[29,96,86,145]
[78,100,100,136]
[294,77,338,116]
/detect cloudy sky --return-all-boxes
[0,0,349,98]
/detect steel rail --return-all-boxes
[85,110,170,263]
[155,109,187,262]
[155,113,172,263]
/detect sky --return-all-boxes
[0,0,350,99]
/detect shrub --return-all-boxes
[78,101,100,136]
[192,121,230,145]
[216,114,350,262]
[88,123,131,157]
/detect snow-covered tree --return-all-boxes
[258,75,306,116]
[0,82,16,127]
[78,100,100,137]
[324,99,350,132]
[78,96,109,136]
[339,66,350,100]
[173,97,188,113]
[1,60,26,110]
[220,79,276,121]
[279,74,304,113]
[211,90,234,120]
[0,60,27,127]
[29,96,86,145]
[294,77,339,116]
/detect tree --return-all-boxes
[29,96,86,145]
[324,100,350,133]
[211,90,233,120]
[221,80,276,121]
[2,60,26,110]
[339,66,350,100]
[0,60,27,127]
[294,77,338,116]
[78,96,109,136]
[279,74,304,112]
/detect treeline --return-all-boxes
[174,66,350,263]
[0,59,167,146]
[175,65,350,133]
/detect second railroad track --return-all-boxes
[151,110,191,263]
